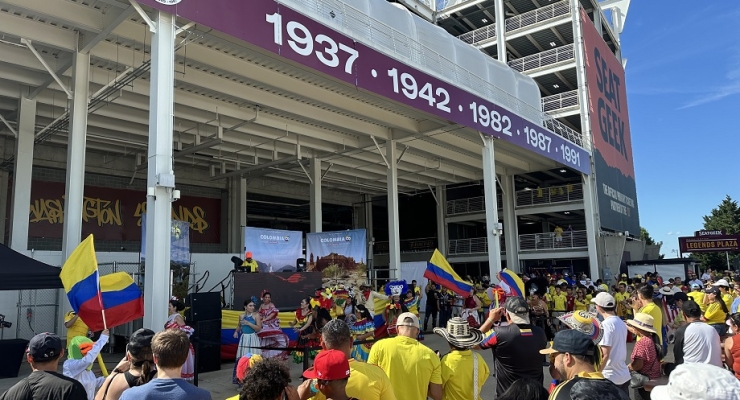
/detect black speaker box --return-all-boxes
[186,292,221,322]
[193,319,221,373]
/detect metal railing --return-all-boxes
[457,23,497,45]
[456,1,569,46]
[516,183,583,207]
[542,90,579,113]
[446,194,502,215]
[448,236,506,255]
[508,44,575,74]
[374,237,438,254]
[519,230,588,251]
[505,0,570,32]
[283,0,589,152]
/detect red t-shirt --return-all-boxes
[465,296,477,308]
[565,296,575,312]
[631,336,661,379]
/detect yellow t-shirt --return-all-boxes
[722,293,734,311]
[241,259,259,272]
[585,294,593,302]
[368,335,442,400]
[574,299,588,311]
[638,302,663,345]
[614,292,630,317]
[552,293,567,311]
[440,350,489,400]
[310,359,397,400]
[704,302,726,324]
[476,292,490,310]
[64,311,89,348]
[687,291,707,312]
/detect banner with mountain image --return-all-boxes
[244,227,303,272]
[306,229,367,287]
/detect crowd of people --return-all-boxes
[9,268,740,400]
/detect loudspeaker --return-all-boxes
[186,292,221,322]
[296,258,306,272]
[193,319,221,373]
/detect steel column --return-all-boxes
[386,141,400,280]
[436,184,447,256]
[0,171,8,244]
[582,176,600,279]
[9,93,36,252]
[494,0,507,62]
[309,157,322,233]
[61,52,90,261]
[482,137,502,278]
[501,174,520,271]
[143,11,176,331]
[228,177,247,253]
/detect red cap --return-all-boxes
[246,251,253,258]
[302,350,350,380]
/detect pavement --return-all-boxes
[0,331,651,400]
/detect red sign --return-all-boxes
[679,235,740,253]
[28,181,221,243]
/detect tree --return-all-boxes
[640,227,665,259]
[690,196,740,271]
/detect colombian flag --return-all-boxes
[60,235,144,331]
[424,249,473,297]
[497,269,525,298]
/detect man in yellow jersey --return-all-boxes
[64,311,89,348]
[631,284,664,353]
[613,284,630,319]
[687,283,707,312]
[298,319,396,400]
[551,286,567,332]
[241,251,259,272]
[434,318,488,400]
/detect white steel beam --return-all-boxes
[386,140,400,280]
[482,136,503,279]
[28,55,73,100]
[80,6,137,53]
[436,184,448,256]
[309,157,322,233]
[9,93,36,252]
[500,174,520,271]
[494,0,506,62]
[143,10,175,331]
[20,38,72,99]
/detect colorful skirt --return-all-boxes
[351,342,373,362]
[233,333,261,384]
[258,330,289,360]
[181,344,194,381]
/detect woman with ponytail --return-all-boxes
[95,329,156,400]
[724,312,740,378]
[702,286,729,336]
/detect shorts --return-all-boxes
[551,311,565,323]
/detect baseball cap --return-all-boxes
[302,350,350,380]
[691,283,700,290]
[651,362,740,400]
[590,292,615,308]
[540,329,595,356]
[705,286,720,295]
[28,332,63,361]
[396,312,420,329]
[713,279,730,287]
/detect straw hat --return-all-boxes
[557,311,603,344]
[626,313,657,334]
[433,317,484,349]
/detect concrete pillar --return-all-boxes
[228,177,247,253]
[309,157,322,233]
[0,170,8,244]
[9,92,36,252]
[143,11,176,331]
[482,137,502,278]
[582,175,600,280]
[386,141,400,280]
[435,185,447,255]
[494,0,507,62]
[501,174,520,271]
[364,194,374,278]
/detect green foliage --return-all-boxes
[690,196,740,271]
[640,227,660,246]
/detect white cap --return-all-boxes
[651,363,740,400]
[590,292,615,308]
[712,279,730,287]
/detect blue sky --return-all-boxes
[621,2,740,256]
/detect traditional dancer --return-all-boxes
[232,297,262,384]
[165,297,194,381]
[257,290,289,360]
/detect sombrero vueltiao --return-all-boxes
[557,310,603,344]
[433,317,484,349]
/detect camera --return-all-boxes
[0,314,12,328]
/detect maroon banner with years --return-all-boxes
[28,181,221,243]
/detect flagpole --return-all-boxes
[92,237,109,377]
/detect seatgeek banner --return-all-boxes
[581,8,640,235]
[135,0,590,174]
[244,227,302,272]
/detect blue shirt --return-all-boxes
[241,315,256,334]
[732,297,740,313]
[119,378,211,400]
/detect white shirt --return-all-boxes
[683,322,723,367]
[63,334,109,400]
[599,315,630,385]
[701,273,711,281]
[688,279,704,288]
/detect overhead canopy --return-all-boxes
[0,244,63,290]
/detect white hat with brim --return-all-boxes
[433,317,484,348]
[658,286,673,296]
[713,279,730,288]
[651,362,740,400]
[626,313,658,334]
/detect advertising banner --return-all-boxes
[581,8,639,234]
[135,0,590,174]
[28,180,221,243]
[244,227,303,272]
[306,229,367,287]
[140,216,191,264]
[679,235,740,253]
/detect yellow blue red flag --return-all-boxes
[424,249,473,297]
[59,235,143,331]
[497,269,525,298]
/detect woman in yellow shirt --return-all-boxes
[574,290,588,311]
[702,287,729,336]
